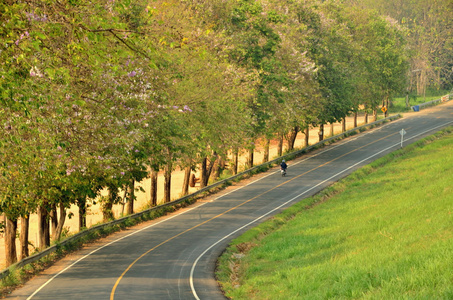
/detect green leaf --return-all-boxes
[74,100,86,106]
[45,68,55,79]
[35,32,47,40]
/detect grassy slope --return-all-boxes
[217,127,453,299]
[391,90,450,113]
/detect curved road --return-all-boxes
[9,101,453,300]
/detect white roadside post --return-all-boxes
[400,129,406,148]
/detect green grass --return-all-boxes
[391,89,450,113]
[217,127,453,299]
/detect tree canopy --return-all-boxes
[1,0,448,266]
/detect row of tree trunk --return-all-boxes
[3,114,374,267]
[4,201,68,267]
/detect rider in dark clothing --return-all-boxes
[280,160,287,171]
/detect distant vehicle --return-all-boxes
[281,168,286,177]
[280,160,287,177]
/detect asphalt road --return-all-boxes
[9,101,453,300]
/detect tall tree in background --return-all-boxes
[295,2,356,139]
[266,0,321,150]
[348,0,453,94]
[226,0,290,167]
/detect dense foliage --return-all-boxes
[349,0,453,94]
[0,0,448,266]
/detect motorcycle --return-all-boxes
[281,168,287,177]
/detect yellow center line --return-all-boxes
[110,131,399,299]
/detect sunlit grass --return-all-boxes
[217,127,453,299]
[391,89,450,113]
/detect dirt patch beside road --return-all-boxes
[0,116,368,270]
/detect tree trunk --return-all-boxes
[163,146,173,203]
[373,109,378,122]
[102,186,117,222]
[212,159,220,180]
[50,203,58,237]
[416,71,421,95]
[417,70,427,97]
[150,170,158,206]
[52,203,67,241]
[354,111,358,128]
[247,148,254,169]
[5,215,17,266]
[102,198,113,222]
[213,158,225,180]
[163,167,171,203]
[277,134,283,157]
[19,214,29,260]
[287,126,299,151]
[201,154,217,187]
[364,111,368,124]
[304,127,309,146]
[121,188,127,216]
[263,138,270,163]
[232,148,238,175]
[405,89,410,108]
[205,157,215,186]
[201,157,208,188]
[182,166,191,196]
[342,118,346,132]
[330,122,334,137]
[78,198,87,231]
[38,205,50,250]
[127,179,135,213]
[318,124,324,141]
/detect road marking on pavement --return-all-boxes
[27,119,452,300]
[189,119,453,299]
[110,132,398,299]
[26,204,207,300]
[190,141,400,300]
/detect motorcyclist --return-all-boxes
[280,159,287,171]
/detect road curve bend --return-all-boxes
[8,101,453,300]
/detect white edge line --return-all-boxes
[28,120,452,299]
[189,143,395,300]
[26,155,306,299]
[26,203,207,299]
[189,120,453,300]
[214,139,347,200]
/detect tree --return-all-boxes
[361,14,409,116]
[348,0,452,93]
[0,0,418,267]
